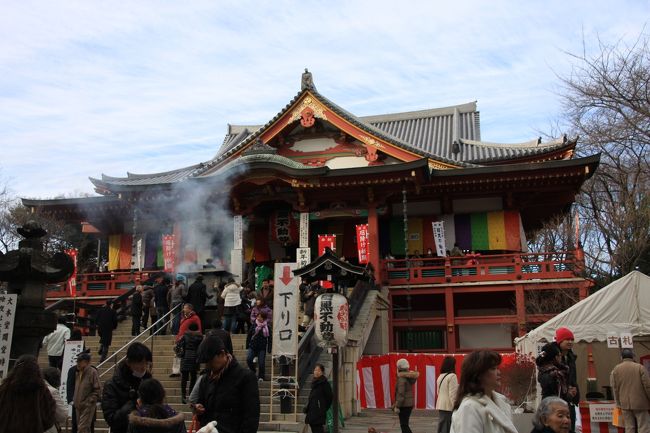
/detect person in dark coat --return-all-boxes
[141,284,155,329]
[555,327,580,432]
[154,277,171,335]
[127,378,186,433]
[246,311,271,381]
[130,281,143,336]
[185,275,212,329]
[95,301,118,362]
[192,336,260,433]
[206,319,234,355]
[537,342,570,401]
[178,322,203,403]
[102,343,153,433]
[304,363,333,433]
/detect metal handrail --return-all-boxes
[97,302,183,378]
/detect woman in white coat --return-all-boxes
[436,356,458,433]
[450,350,517,433]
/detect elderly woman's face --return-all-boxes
[545,403,571,433]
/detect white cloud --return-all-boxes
[0,0,648,197]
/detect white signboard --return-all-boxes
[606,332,620,348]
[589,403,615,423]
[620,332,634,349]
[432,221,446,257]
[230,249,243,284]
[297,247,311,269]
[0,294,17,380]
[59,340,85,409]
[299,212,309,248]
[272,263,299,357]
[233,215,243,250]
[135,237,144,270]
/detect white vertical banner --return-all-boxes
[0,294,17,380]
[296,247,311,269]
[299,212,309,248]
[59,340,85,409]
[230,249,243,284]
[432,221,446,257]
[233,215,243,250]
[135,237,144,271]
[272,263,299,357]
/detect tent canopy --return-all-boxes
[515,271,650,355]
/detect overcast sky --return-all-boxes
[1,1,648,198]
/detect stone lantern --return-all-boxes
[0,221,74,362]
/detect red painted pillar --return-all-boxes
[445,287,456,352]
[515,285,526,337]
[368,204,381,284]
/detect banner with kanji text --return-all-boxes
[355,224,369,264]
[65,249,78,296]
[162,234,175,273]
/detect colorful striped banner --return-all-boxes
[108,234,133,271]
[454,211,522,252]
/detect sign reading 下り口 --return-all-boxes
[272,263,299,357]
[0,294,17,380]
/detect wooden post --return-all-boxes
[515,285,526,337]
[368,204,381,284]
[332,347,339,433]
[445,287,456,352]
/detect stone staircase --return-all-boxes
[39,319,309,432]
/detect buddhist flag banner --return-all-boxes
[356,353,516,409]
[356,224,369,264]
[453,211,524,252]
[162,234,175,273]
[432,222,446,257]
[0,295,17,380]
[65,249,78,296]
[108,234,134,270]
[318,235,336,254]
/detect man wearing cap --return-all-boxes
[610,349,650,433]
[169,274,188,335]
[555,327,580,432]
[192,336,260,433]
[73,350,101,433]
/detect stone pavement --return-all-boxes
[340,409,438,433]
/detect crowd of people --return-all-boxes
[387,326,650,433]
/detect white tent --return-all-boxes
[515,271,650,356]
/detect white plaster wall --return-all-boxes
[458,324,513,349]
[291,137,338,152]
[326,156,369,169]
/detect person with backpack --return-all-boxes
[246,311,271,382]
[178,322,204,403]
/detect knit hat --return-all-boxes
[176,274,185,281]
[555,327,575,344]
[197,336,226,363]
[396,358,409,371]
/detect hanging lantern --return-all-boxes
[269,210,299,245]
[314,293,349,347]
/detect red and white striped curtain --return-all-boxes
[356,353,515,410]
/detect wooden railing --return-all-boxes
[46,271,150,302]
[381,250,584,285]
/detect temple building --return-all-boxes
[25,71,599,352]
